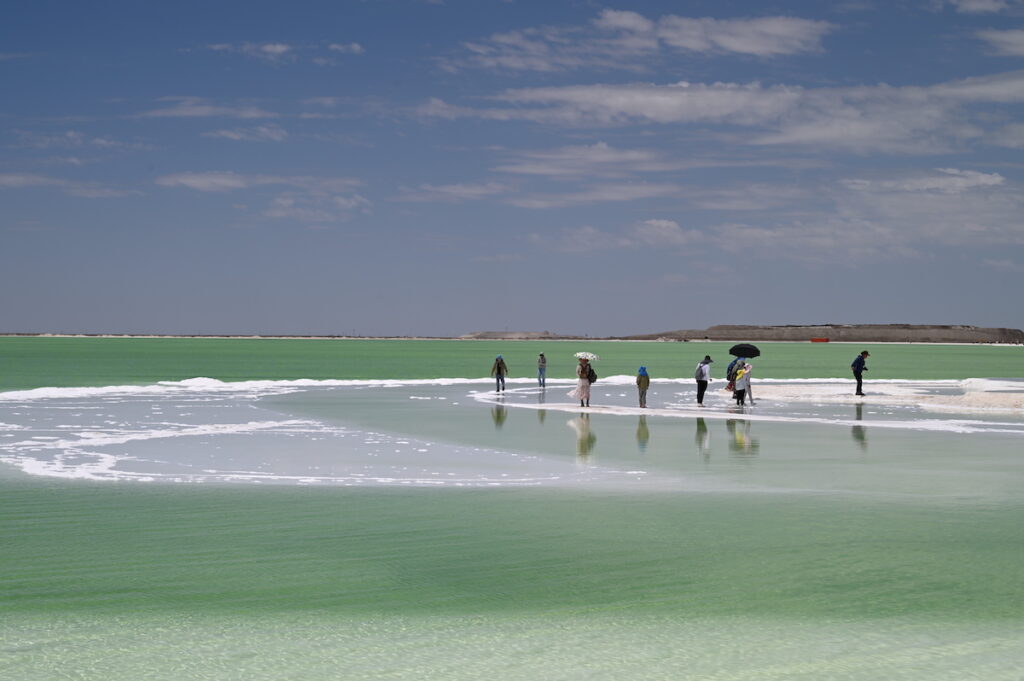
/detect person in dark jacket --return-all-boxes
[491,355,508,392]
[851,351,870,396]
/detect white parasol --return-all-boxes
[574,351,600,361]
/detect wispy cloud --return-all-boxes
[509,182,682,209]
[443,9,833,72]
[138,97,278,119]
[0,173,136,198]
[328,42,364,54]
[155,172,369,223]
[396,182,511,203]
[202,125,289,142]
[842,168,1004,193]
[206,42,296,62]
[977,29,1024,55]
[530,168,1024,264]
[493,142,687,178]
[530,219,702,253]
[12,129,153,151]
[422,70,1024,153]
[940,0,1020,13]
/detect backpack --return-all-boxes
[726,359,740,382]
[694,364,704,380]
[587,366,597,383]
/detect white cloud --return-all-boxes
[976,29,1024,56]
[655,16,833,57]
[989,122,1024,147]
[207,42,296,61]
[688,184,813,211]
[155,172,361,193]
[444,10,833,73]
[629,219,702,246]
[202,125,289,142]
[508,182,682,209]
[842,168,1004,194]
[493,142,687,178]
[155,172,368,223]
[529,225,633,253]
[396,182,511,203]
[530,219,702,253]
[264,193,371,223]
[328,42,364,54]
[13,130,152,151]
[941,0,1018,12]
[0,173,135,198]
[139,97,278,119]
[421,70,1024,154]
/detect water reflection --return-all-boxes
[636,415,649,453]
[694,417,710,460]
[852,402,867,452]
[537,389,546,424]
[726,418,759,457]
[567,413,597,461]
[491,403,508,429]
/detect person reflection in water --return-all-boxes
[852,402,867,452]
[636,415,649,453]
[726,418,759,456]
[491,404,508,429]
[568,413,596,460]
[537,389,547,424]
[694,417,710,461]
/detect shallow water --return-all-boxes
[2,373,1023,679]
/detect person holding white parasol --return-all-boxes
[569,352,598,407]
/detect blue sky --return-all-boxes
[2,0,1023,336]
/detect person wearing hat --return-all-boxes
[694,355,713,406]
[636,366,650,408]
[851,350,870,396]
[537,352,547,388]
[491,355,508,392]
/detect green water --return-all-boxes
[2,338,1023,679]
[1,337,1022,391]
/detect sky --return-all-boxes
[2,0,1023,337]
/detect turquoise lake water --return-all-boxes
[1,339,1022,680]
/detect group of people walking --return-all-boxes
[490,349,874,408]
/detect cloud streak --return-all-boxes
[422,70,1024,153]
[444,9,833,73]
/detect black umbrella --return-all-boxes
[729,343,761,358]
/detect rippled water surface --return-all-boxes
[2,342,1023,680]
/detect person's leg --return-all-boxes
[855,371,863,395]
[696,380,707,404]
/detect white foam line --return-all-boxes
[471,389,1024,435]
[4,420,320,451]
[4,375,1021,402]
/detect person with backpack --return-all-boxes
[636,366,650,408]
[694,355,713,406]
[569,356,594,407]
[726,356,743,393]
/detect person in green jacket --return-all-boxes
[636,366,650,408]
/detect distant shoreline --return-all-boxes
[2,324,1023,346]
